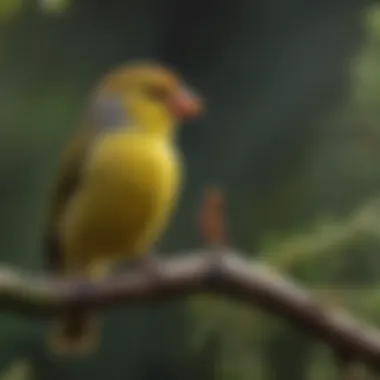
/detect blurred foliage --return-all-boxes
[189,4,380,380]
[0,359,33,380]
[0,0,21,22]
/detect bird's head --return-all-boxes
[91,61,202,136]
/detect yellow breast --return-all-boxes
[60,130,181,263]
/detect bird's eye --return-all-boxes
[145,86,168,100]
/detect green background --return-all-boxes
[0,1,380,379]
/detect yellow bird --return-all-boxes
[45,61,202,356]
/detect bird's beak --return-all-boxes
[167,86,202,121]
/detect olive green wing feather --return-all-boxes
[44,129,92,273]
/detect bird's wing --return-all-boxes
[44,128,93,273]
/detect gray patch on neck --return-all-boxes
[92,95,128,132]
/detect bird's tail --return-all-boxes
[47,260,110,356]
[48,311,100,356]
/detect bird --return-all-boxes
[44,61,202,356]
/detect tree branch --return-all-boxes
[1,251,380,368]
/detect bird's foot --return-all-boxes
[87,259,111,281]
